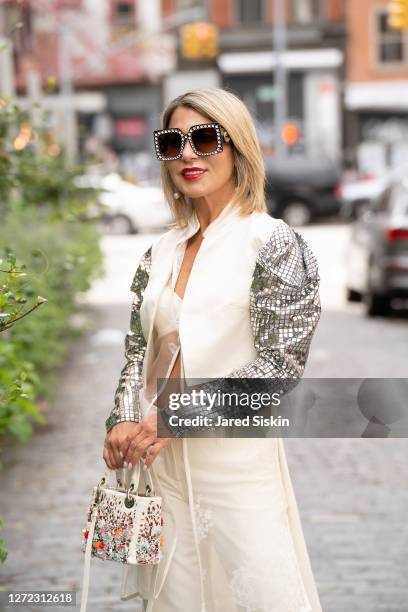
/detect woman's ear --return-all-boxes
[223,130,231,143]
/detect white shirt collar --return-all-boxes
[181,197,239,242]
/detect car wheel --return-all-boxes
[281,202,312,227]
[346,287,362,302]
[364,291,391,317]
[104,215,134,235]
[364,260,391,316]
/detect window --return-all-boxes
[375,9,404,64]
[6,5,33,53]
[374,185,393,213]
[234,0,264,25]
[173,0,207,21]
[175,0,205,8]
[114,1,134,25]
[389,182,408,217]
[292,0,321,24]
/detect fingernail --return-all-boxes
[123,462,128,468]
[143,464,147,471]
[128,463,133,470]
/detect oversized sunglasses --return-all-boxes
[153,123,231,161]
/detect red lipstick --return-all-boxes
[181,167,207,180]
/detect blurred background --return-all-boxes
[2,0,408,181]
[1,1,408,611]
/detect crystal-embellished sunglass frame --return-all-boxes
[153,123,230,161]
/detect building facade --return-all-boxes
[1,0,175,180]
[345,0,408,175]
[3,0,350,175]
[163,0,346,163]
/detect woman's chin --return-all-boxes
[181,188,210,200]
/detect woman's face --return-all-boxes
[166,106,235,201]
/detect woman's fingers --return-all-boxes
[122,414,158,465]
[105,437,123,469]
[103,445,114,470]
[142,444,160,470]
[104,418,161,470]
[104,422,143,469]
[143,438,172,470]
[125,433,156,467]
[121,430,149,466]
[104,431,172,472]
[118,424,143,460]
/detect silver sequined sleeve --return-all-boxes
[105,246,152,434]
[161,223,322,436]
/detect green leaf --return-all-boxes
[0,538,8,564]
[7,418,33,443]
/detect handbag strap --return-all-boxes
[79,505,97,612]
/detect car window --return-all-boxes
[372,185,393,213]
[390,183,408,218]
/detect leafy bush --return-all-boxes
[0,251,45,442]
[0,97,104,562]
[0,207,104,399]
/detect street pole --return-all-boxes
[27,69,42,127]
[0,37,15,98]
[0,5,16,99]
[273,0,287,159]
[58,22,78,163]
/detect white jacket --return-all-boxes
[106,202,323,611]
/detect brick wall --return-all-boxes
[210,0,233,27]
[346,0,408,82]
[208,0,344,27]
[326,0,345,21]
[161,0,174,19]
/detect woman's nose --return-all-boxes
[182,138,197,161]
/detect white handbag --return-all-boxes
[79,460,163,612]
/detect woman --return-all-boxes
[103,88,323,612]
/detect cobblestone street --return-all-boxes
[0,227,407,612]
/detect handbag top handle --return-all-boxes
[98,459,155,496]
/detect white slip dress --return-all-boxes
[135,267,318,612]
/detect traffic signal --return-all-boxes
[180,23,218,59]
[388,0,408,30]
[281,122,300,146]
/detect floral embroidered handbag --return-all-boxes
[79,460,163,612]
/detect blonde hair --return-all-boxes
[159,87,267,228]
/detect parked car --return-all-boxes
[76,173,173,233]
[339,163,408,221]
[264,157,342,226]
[339,175,386,221]
[345,177,408,316]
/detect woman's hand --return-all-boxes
[103,421,140,470]
[103,413,173,471]
[121,412,173,470]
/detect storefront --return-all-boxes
[217,47,343,162]
[345,80,408,176]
